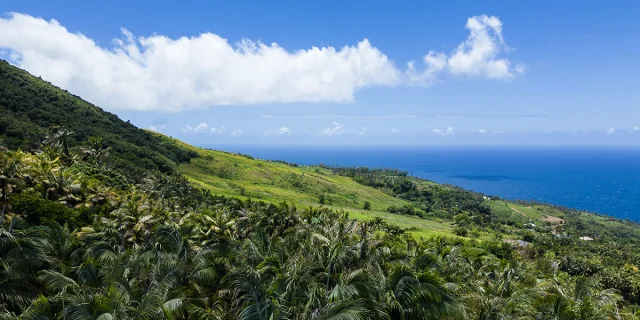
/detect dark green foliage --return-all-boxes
[560,254,603,277]
[363,201,371,210]
[331,165,491,220]
[0,60,197,178]
[331,166,408,190]
[453,226,468,237]
[68,162,128,190]
[10,192,78,227]
[387,204,423,217]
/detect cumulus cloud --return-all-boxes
[633,125,639,131]
[0,13,398,112]
[231,129,244,136]
[183,122,209,133]
[606,128,616,135]
[391,128,400,133]
[407,15,523,86]
[321,122,345,136]
[433,127,455,135]
[148,126,158,132]
[0,13,524,111]
[406,51,447,86]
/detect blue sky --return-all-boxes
[1,0,638,145]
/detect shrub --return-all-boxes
[363,201,371,210]
[11,192,79,227]
[453,226,469,237]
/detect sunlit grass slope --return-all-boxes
[167,138,457,237]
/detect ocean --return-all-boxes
[204,145,640,221]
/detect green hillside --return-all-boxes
[0,60,197,177]
[2,61,640,318]
[167,138,456,238]
[172,136,640,245]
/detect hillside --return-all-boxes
[169,140,458,238]
[1,60,638,243]
[0,60,197,177]
[2,62,640,318]
[170,136,640,245]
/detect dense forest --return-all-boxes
[2,61,640,319]
[0,60,197,177]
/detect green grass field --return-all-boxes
[174,141,463,238]
[167,136,601,241]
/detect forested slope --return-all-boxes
[0,60,197,177]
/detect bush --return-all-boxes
[363,201,371,210]
[319,194,325,205]
[453,226,469,237]
[11,192,79,227]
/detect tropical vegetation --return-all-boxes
[1,60,640,319]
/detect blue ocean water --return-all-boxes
[205,145,640,220]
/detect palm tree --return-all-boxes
[0,228,54,314]
[81,137,111,167]
[537,276,622,320]
[0,153,21,225]
[384,266,463,319]
[44,128,75,160]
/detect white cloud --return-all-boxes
[321,122,345,136]
[633,125,639,131]
[606,128,616,135]
[279,127,291,135]
[0,13,398,112]
[358,128,370,136]
[149,124,166,132]
[0,13,525,111]
[183,122,209,133]
[391,128,400,133]
[264,126,292,135]
[433,127,455,135]
[478,129,488,133]
[407,15,522,85]
[260,113,417,119]
[210,126,226,134]
[231,129,244,136]
[406,51,447,86]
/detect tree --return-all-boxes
[363,201,371,211]
[453,226,468,237]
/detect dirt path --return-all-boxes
[509,206,528,217]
